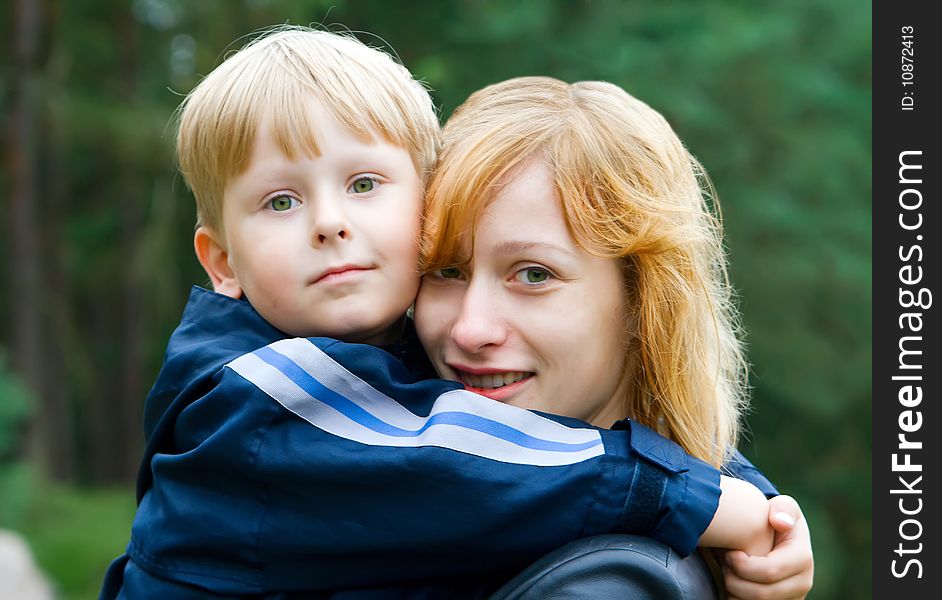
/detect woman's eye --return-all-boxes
[349,177,378,194]
[267,195,298,212]
[438,267,463,279]
[515,267,552,285]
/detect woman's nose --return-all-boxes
[450,283,508,353]
[311,196,351,246]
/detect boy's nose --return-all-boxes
[311,200,351,246]
[315,227,347,245]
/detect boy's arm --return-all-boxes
[125,337,722,594]
[701,475,775,556]
[724,495,815,599]
[719,453,815,599]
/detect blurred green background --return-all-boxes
[1,0,871,598]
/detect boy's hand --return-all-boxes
[722,495,814,600]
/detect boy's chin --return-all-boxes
[284,313,407,346]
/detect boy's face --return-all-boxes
[213,100,423,344]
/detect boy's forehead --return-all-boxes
[225,99,419,189]
[251,96,392,159]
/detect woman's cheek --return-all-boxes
[414,282,453,355]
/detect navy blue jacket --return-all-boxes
[101,287,773,598]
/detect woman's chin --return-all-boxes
[463,375,533,403]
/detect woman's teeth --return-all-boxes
[461,371,530,389]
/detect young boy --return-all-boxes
[101,27,776,598]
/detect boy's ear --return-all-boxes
[194,226,242,298]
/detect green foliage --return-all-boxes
[0,463,38,529]
[16,484,136,600]
[0,360,35,527]
[2,362,133,598]
[0,358,32,457]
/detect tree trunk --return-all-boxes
[40,62,77,481]
[118,9,145,480]
[7,0,47,473]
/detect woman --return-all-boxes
[415,76,813,599]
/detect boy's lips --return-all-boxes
[448,364,535,401]
[311,264,374,284]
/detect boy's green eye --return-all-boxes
[439,267,462,279]
[269,195,297,212]
[350,177,376,194]
[516,267,550,285]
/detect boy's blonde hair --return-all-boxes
[421,77,747,467]
[176,26,440,234]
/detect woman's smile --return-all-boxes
[448,365,535,400]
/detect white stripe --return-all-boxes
[227,338,604,467]
[273,338,601,446]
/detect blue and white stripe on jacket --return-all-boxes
[227,337,605,467]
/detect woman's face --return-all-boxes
[415,160,632,427]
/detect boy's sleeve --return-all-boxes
[723,448,779,498]
[125,337,721,595]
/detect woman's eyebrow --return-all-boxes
[493,240,576,257]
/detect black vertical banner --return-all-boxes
[873,1,939,596]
